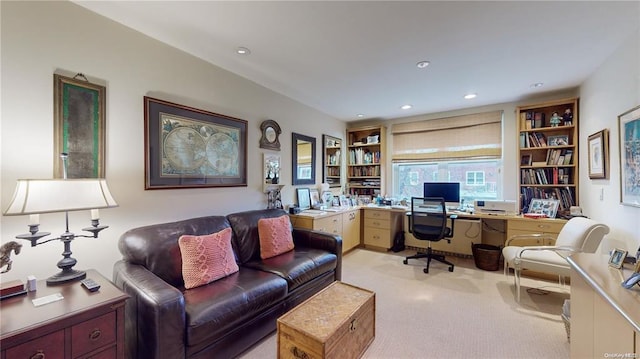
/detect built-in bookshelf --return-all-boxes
[517,98,579,215]
[346,125,386,197]
[322,134,342,188]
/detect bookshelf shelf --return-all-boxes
[517,97,579,215]
[346,125,386,197]
[322,135,343,189]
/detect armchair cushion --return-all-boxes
[258,215,295,259]
[178,228,239,289]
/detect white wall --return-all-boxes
[579,29,640,255]
[0,1,345,282]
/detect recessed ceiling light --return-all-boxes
[416,61,430,69]
[464,93,477,99]
[357,114,365,118]
[531,82,544,88]
[236,47,251,55]
[400,104,412,110]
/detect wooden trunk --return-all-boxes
[277,281,375,359]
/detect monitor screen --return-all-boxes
[423,182,460,204]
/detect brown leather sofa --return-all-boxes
[113,209,342,359]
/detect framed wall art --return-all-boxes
[618,105,640,207]
[53,73,106,178]
[587,129,609,179]
[527,198,559,218]
[144,97,247,189]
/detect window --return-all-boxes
[391,110,503,203]
[466,171,485,186]
[392,160,500,203]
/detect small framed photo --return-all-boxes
[332,196,340,207]
[547,135,569,146]
[339,195,349,207]
[520,154,532,166]
[309,189,320,207]
[608,248,628,269]
[528,198,560,218]
[321,191,334,206]
[296,188,311,210]
[588,129,609,179]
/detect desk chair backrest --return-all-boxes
[411,197,450,241]
[554,217,610,253]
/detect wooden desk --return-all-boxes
[568,253,640,358]
[0,269,128,359]
[289,207,361,253]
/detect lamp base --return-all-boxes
[46,269,86,285]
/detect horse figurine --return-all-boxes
[0,241,22,273]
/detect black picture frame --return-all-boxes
[144,96,247,189]
[53,73,106,178]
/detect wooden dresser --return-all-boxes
[0,269,128,359]
[290,207,361,253]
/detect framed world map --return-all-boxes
[144,97,247,189]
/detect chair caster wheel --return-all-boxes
[449,267,454,272]
[423,268,429,274]
[403,259,408,265]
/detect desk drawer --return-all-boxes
[364,218,390,230]
[314,215,342,235]
[72,312,117,358]
[509,220,565,234]
[290,216,314,230]
[364,227,391,248]
[6,330,64,359]
[364,210,390,221]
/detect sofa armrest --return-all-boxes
[113,260,186,359]
[292,228,343,281]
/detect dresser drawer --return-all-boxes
[364,209,390,220]
[6,329,64,359]
[364,227,391,248]
[290,216,314,230]
[72,312,116,358]
[364,217,390,229]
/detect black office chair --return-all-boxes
[403,197,456,273]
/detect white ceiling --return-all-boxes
[74,1,639,122]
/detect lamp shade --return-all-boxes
[3,179,118,215]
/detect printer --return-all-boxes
[474,200,518,215]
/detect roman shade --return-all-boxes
[391,111,503,161]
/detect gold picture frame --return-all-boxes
[53,73,106,178]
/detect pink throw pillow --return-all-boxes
[178,227,239,289]
[258,216,295,259]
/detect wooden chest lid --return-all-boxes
[278,281,374,341]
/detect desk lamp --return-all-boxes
[3,156,118,285]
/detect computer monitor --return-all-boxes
[423,182,461,209]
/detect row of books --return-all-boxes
[326,151,341,165]
[520,111,546,129]
[521,131,548,147]
[521,168,572,185]
[521,186,576,212]
[348,148,380,165]
[348,165,380,177]
[325,167,340,176]
[546,148,573,165]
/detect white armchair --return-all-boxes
[502,217,609,302]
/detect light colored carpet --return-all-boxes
[239,248,570,358]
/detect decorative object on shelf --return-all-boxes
[562,108,573,125]
[618,105,640,207]
[608,248,627,269]
[0,241,22,273]
[3,154,118,285]
[54,73,106,178]
[550,112,562,127]
[527,198,560,218]
[263,153,281,187]
[321,191,334,206]
[144,97,247,189]
[292,133,316,185]
[547,135,569,146]
[260,119,281,151]
[588,129,609,179]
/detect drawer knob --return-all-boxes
[89,329,102,341]
[30,351,45,359]
[349,318,357,332]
